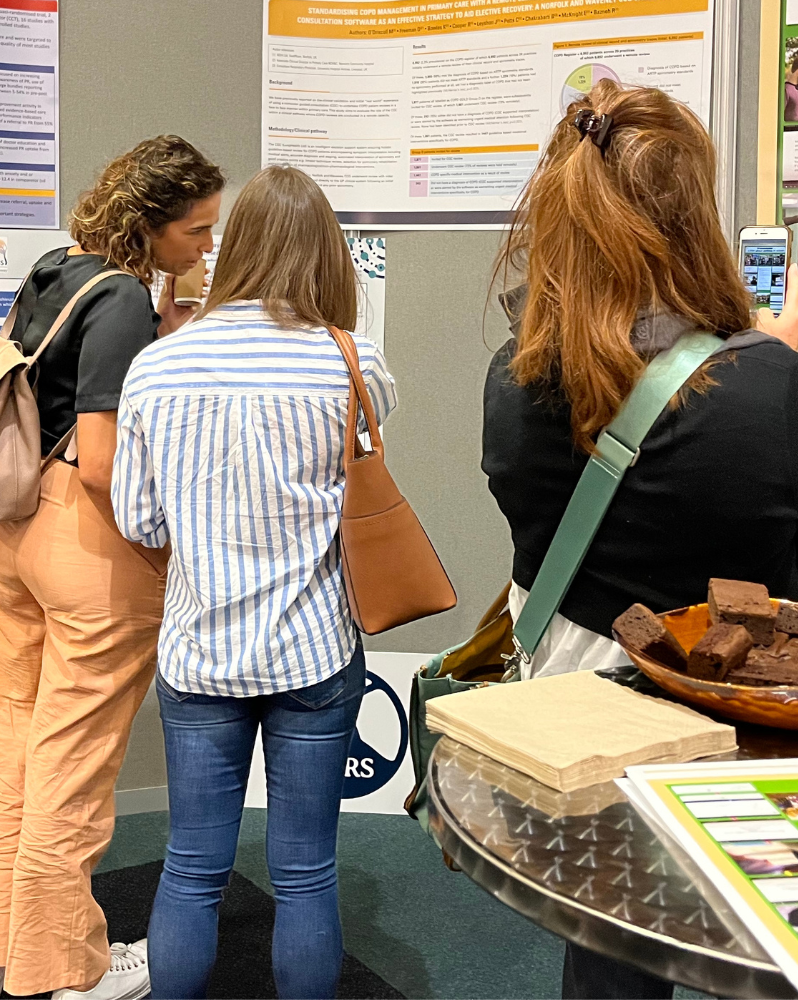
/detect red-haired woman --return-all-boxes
[485,80,798,998]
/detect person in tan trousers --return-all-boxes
[0,136,224,1000]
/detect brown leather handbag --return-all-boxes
[328,326,457,634]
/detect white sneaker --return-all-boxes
[52,940,150,1000]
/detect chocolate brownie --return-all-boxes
[727,633,798,686]
[776,603,798,636]
[708,578,777,646]
[687,623,753,682]
[612,604,687,672]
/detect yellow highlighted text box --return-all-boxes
[0,188,55,198]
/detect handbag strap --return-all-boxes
[327,326,385,464]
[1,266,130,358]
[26,269,129,364]
[1,266,131,468]
[513,331,725,659]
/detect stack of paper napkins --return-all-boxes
[425,671,737,792]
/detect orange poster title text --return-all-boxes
[268,0,708,40]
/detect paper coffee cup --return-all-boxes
[173,259,206,306]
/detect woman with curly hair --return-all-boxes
[0,135,223,1000]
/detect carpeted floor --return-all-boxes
[92,861,403,999]
[0,810,708,999]
[89,809,707,1000]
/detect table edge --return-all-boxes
[428,745,795,1000]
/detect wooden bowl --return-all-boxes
[614,601,798,730]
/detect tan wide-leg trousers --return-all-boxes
[0,461,164,996]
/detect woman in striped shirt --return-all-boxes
[112,166,397,1000]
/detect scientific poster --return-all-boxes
[263,0,715,228]
[626,760,798,992]
[0,0,59,228]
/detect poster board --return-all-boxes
[626,759,798,991]
[262,0,725,230]
[0,0,59,228]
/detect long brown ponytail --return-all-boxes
[496,81,752,454]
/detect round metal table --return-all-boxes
[428,723,798,999]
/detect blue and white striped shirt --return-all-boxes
[112,302,397,697]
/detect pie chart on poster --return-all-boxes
[560,63,621,115]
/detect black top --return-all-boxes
[13,248,160,454]
[482,336,798,638]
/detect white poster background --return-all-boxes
[785,132,798,186]
[245,651,429,814]
[262,0,715,228]
[0,0,59,228]
[349,236,385,353]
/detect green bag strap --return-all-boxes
[512,331,724,661]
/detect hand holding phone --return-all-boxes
[756,261,798,350]
[739,226,791,316]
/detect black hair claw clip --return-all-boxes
[573,109,614,150]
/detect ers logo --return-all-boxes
[345,757,374,779]
[343,670,408,799]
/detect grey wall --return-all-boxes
[370,231,512,653]
[60,0,263,229]
[68,1,758,790]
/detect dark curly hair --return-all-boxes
[69,135,224,284]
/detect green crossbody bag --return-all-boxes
[405,332,725,837]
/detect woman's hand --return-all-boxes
[157,274,199,337]
[757,262,798,350]
[77,411,170,574]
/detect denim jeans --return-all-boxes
[148,642,366,1000]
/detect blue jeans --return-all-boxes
[148,643,366,1000]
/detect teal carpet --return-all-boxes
[99,810,707,1000]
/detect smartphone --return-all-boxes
[739,226,792,316]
